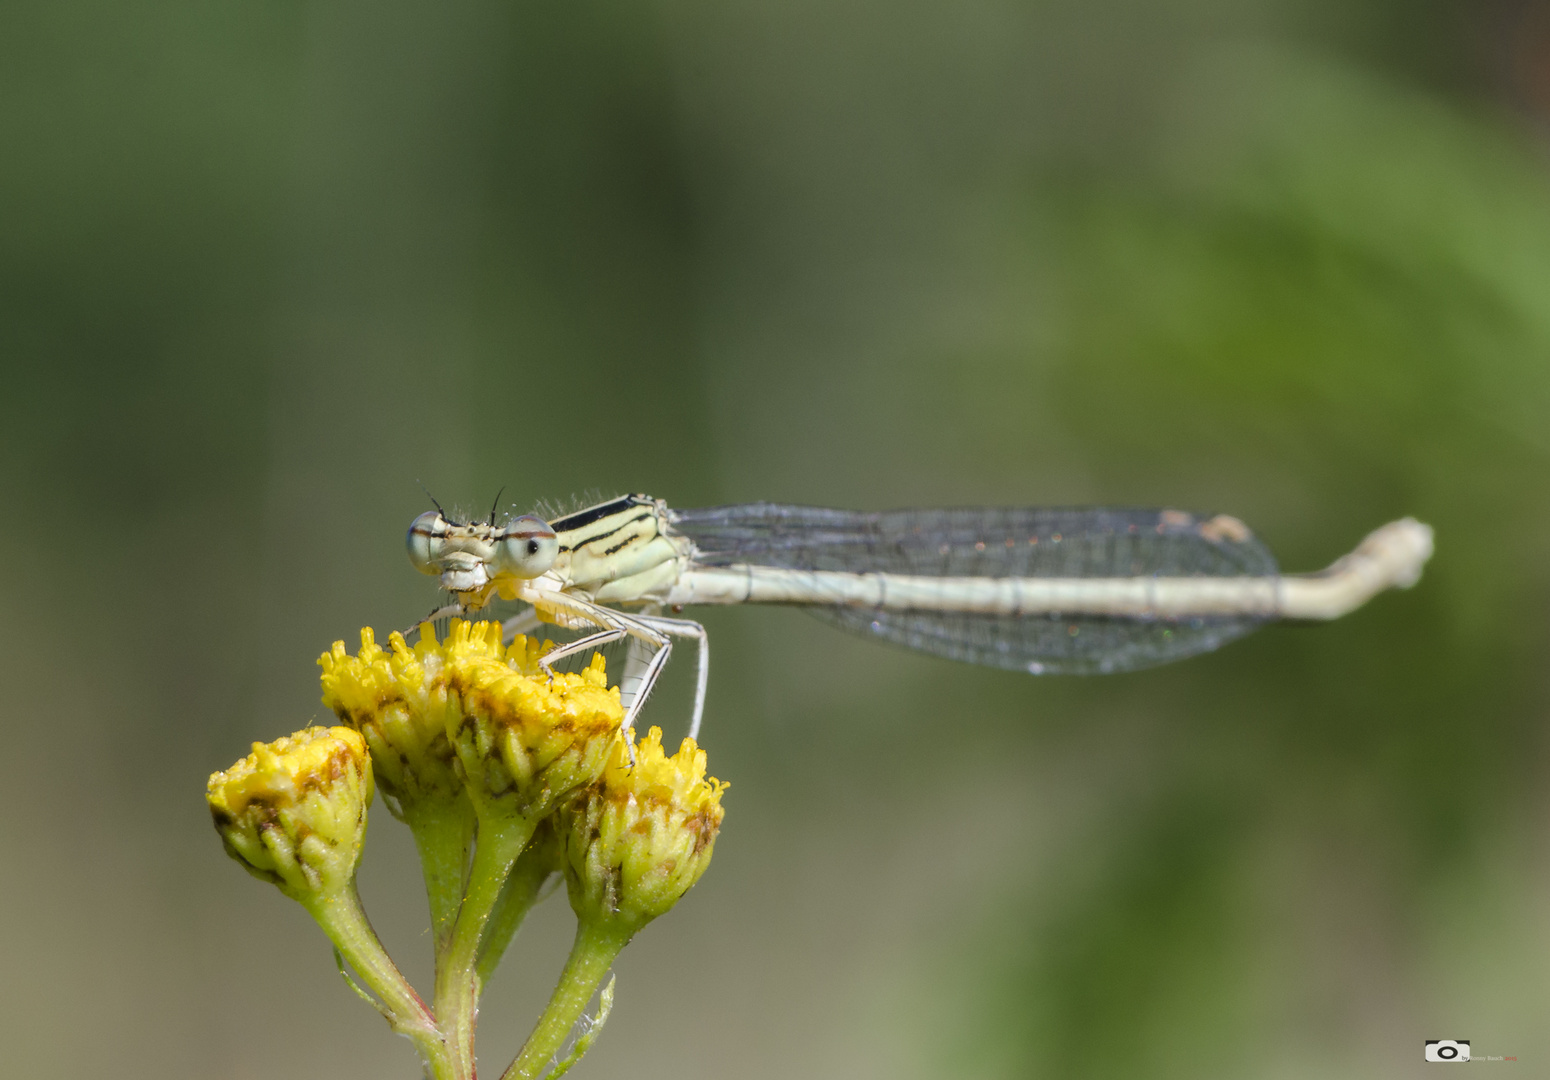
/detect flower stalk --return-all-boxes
[302,882,440,1045]
[404,795,478,953]
[477,824,560,985]
[503,921,631,1080]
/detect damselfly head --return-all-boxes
[406,508,559,593]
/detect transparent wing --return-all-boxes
[803,607,1262,675]
[667,503,1278,674]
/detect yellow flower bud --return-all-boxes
[321,625,486,806]
[559,726,727,931]
[207,726,373,900]
[441,623,624,824]
[319,621,592,815]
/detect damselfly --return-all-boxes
[407,496,1434,738]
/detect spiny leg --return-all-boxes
[619,637,673,735]
[537,627,629,677]
[618,636,656,718]
[515,590,676,742]
[526,601,672,716]
[633,614,709,741]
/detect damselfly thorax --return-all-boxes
[407,495,1435,739]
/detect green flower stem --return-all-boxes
[501,919,633,1080]
[403,795,476,955]
[435,814,536,1080]
[475,840,555,986]
[303,883,450,1075]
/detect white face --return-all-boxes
[406,509,559,598]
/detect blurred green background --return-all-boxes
[3,0,1549,1076]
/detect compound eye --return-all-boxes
[494,515,559,578]
[407,510,449,575]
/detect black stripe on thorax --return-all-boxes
[601,532,647,557]
[559,510,656,552]
[548,494,653,533]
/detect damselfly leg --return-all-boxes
[630,612,709,740]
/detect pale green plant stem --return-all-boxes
[476,840,555,986]
[435,814,536,1080]
[501,919,633,1080]
[403,794,477,955]
[303,882,452,1076]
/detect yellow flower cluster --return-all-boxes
[318,622,541,804]
[319,620,623,823]
[207,726,373,900]
[206,619,728,1080]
